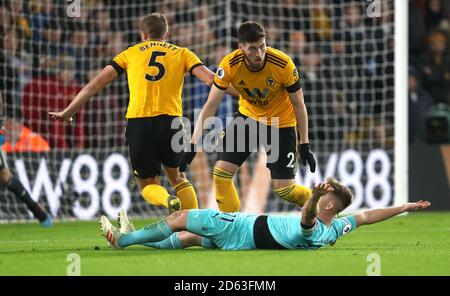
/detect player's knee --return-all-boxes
[215,161,238,176]
[0,168,12,185]
[170,176,186,187]
[271,179,294,191]
[166,210,189,231]
[177,231,201,247]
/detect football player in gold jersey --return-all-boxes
[50,13,237,213]
[180,21,316,212]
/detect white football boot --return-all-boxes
[99,215,122,249]
[117,209,135,234]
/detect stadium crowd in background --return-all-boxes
[0,0,393,211]
[0,0,397,150]
[0,0,448,144]
[0,0,448,210]
[409,0,450,143]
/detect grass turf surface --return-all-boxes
[0,212,449,276]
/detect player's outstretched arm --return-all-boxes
[179,84,225,172]
[301,183,334,227]
[353,200,431,227]
[49,65,118,124]
[191,66,239,97]
[192,65,215,87]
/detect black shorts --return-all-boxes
[126,115,184,179]
[217,112,298,179]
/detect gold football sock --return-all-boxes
[174,180,199,209]
[274,184,312,206]
[141,184,170,208]
[213,167,240,212]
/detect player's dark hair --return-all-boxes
[326,177,353,213]
[140,13,168,40]
[238,21,266,43]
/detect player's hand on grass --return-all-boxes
[179,143,196,172]
[49,111,74,125]
[312,182,334,200]
[403,200,431,212]
[299,143,316,173]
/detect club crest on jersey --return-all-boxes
[266,77,276,87]
[217,67,225,79]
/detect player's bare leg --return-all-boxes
[239,161,251,200]
[142,231,207,249]
[166,231,217,249]
[176,231,203,247]
[188,151,212,208]
[213,160,240,212]
[141,231,205,249]
[242,151,271,213]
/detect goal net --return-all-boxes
[0,0,397,220]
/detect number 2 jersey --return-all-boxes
[213,47,301,128]
[111,40,202,119]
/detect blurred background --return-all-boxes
[0,0,448,222]
[409,0,450,210]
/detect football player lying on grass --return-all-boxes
[100,177,430,250]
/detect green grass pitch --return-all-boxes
[1,212,449,275]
